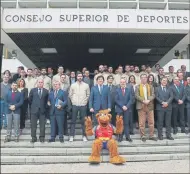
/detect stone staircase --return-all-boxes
[1,120,190,165]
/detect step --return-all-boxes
[1,145,189,156]
[1,153,189,165]
[1,138,190,148]
[0,133,188,141]
[2,127,189,135]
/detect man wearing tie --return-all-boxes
[135,74,157,142]
[89,75,111,125]
[155,77,174,140]
[185,77,190,133]
[29,79,49,143]
[107,75,117,126]
[4,82,23,142]
[115,78,133,142]
[48,81,67,143]
[171,77,187,134]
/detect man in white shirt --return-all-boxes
[114,65,124,85]
[37,67,52,91]
[25,69,37,120]
[69,72,90,142]
[93,65,109,85]
[53,66,70,85]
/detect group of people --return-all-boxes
[1,63,190,143]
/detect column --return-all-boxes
[0,43,4,73]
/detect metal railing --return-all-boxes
[1,0,190,10]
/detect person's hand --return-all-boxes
[122,106,127,111]
[143,100,150,105]
[178,100,183,104]
[57,105,62,109]
[47,101,51,106]
[90,108,94,113]
[9,105,15,110]
[108,108,111,112]
[162,102,168,108]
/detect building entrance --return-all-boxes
[7,32,186,71]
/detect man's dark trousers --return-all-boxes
[157,110,172,137]
[31,108,45,140]
[50,114,64,139]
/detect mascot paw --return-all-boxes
[88,156,101,164]
[110,156,126,164]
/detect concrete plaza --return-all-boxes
[1,160,189,173]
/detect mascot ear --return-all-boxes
[96,113,100,120]
[108,114,112,121]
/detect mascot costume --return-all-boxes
[85,109,126,164]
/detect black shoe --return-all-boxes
[40,138,45,143]
[126,137,133,142]
[130,132,134,135]
[158,136,163,140]
[118,135,123,142]
[30,138,37,143]
[141,137,146,142]
[149,137,157,141]
[4,136,11,143]
[167,136,174,140]
[15,137,19,142]
[48,139,55,143]
[59,138,64,143]
[181,129,188,134]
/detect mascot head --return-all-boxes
[96,110,112,128]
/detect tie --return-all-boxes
[163,87,166,92]
[100,86,103,94]
[54,90,58,98]
[38,88,42,98]
[11,92,15,100]
[176,86,180,93]
[109,85,112,91]
[122,88,125,96]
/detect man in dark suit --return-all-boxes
[171,76,187,134]
[155,77,174,140]
[185,77,190,133]
[83,70,93,89]
[70,71,76,85]
[4,82,23,142]
[89,75,111,125]
[12,66,24,82]
[48,81,67,143]
[107,75,117,126]
[29,79,49,143]
[181,65,190,81]
[115,78,133,142]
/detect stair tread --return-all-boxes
[1,153,189,164]
[1,138,190,148]
[1,145,189,156]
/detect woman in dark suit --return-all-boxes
[128,75,138,131]
[147,74,158,89]
[17,79,28,133]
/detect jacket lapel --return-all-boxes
[96,85,101,95]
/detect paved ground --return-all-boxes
[1,160,189,173]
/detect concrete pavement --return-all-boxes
[1,160,190,173]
